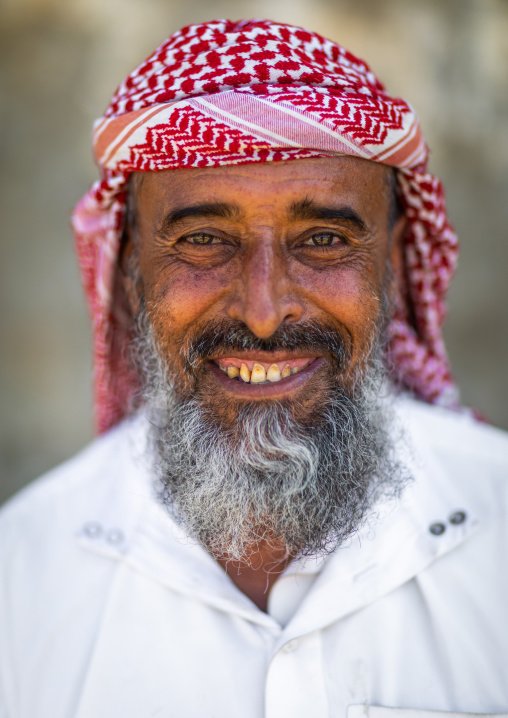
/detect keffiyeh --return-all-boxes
[72,19,459,434]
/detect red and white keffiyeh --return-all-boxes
[73,19,459,434]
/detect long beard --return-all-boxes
[131,305,410,563]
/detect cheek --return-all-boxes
[295,263,382,331]
[143,263,232,347]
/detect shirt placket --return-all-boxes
[265,628,329,718]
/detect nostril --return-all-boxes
[226,273,303,338]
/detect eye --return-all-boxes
[303,233,343,247]
[184,233,223,245]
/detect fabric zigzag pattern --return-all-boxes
[73,19,459,434]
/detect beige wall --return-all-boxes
[1,0,507,505]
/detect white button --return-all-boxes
[282,639,299,653]
[82,521,102,538]
[105,528,125,545]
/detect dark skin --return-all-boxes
[122,156,405,612]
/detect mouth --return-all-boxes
[207,354,326,399]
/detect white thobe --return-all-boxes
[0,396,508,717]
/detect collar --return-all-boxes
[77,398,479,641]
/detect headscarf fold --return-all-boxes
[73,19,459,434]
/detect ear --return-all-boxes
[118,224,143,318]
[389,213,407,291]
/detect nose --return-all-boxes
[226,239,304,338]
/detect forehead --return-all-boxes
[134,156,392,222]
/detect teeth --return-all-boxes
[221,361,307,383]
[240,363,251,383]
[267,364,281,382]
[251,363,266,383]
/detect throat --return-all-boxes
[214,540,294,612]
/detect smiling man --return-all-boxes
[1,19,508,718]
[125,156,407,609]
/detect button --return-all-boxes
[82,521,102,538]
[449,510,467,525]
[282,639,299,653]
[429,522,446,536]
[105,528,125,545]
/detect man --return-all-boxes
[1,19,507,718]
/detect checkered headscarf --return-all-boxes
[72,19,459,434]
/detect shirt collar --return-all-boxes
[279,397,479,643]
[78,398,479,636]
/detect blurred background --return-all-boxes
[1,0,507,505]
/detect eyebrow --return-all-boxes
[157,202,241,234]
[156,197,368,235]
[289,198,367,233]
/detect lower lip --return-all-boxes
[208,357,326,399]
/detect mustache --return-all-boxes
[183,319,353,371]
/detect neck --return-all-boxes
[214,538,295,612]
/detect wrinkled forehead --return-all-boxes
[128,156,396,227]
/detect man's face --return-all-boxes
[124,156,407,561]
[127,156,399,421]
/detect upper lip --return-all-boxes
[209,351,322,363]
[212,353,321,373]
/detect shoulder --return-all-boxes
[0,415,143,540]
[395,395,508,526]
[0,412,152,601]
[0,415,152,715]
[396,394,508,468]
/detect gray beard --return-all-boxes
[131,306,410,563]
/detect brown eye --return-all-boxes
[187,234,217,245]
[306,233,338,246]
